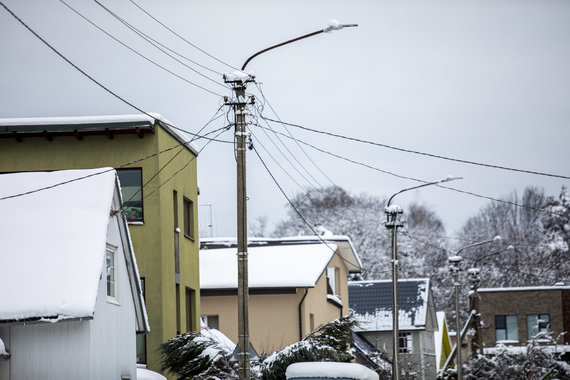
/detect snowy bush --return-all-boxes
[158,331,236,380]
[258,315,357,380]
[438,336,570,380]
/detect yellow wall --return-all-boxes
[200,250,350,354]
[0,125,200,376]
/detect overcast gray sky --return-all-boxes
[1,0,569,238]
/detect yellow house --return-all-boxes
[0,114,200,375]
[199,236,363,354]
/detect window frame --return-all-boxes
[105,243,118,303]
[495,314,519,343]
[326,267,338,296]
[136,277,147,364]
[116,168,144,223]
[399,332,413,353]
[183,197,195,240]
[527,314,550,340]
[201,315,220,330]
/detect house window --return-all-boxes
[106,244,117,301]
[495,315,519,342]
[136,277,146,364]
[183,197,194,239]
[186,288,196,332]
[117,168,143,222]
[201,315,219,330]
[326,267,338,295]
[527,314,550,340]
[399,332,413,353]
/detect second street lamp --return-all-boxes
[224,20,357,380]
[384,175,461,380]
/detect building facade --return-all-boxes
[200,236,363,353]
[0,169,148,379]
[478,285,570,348]
[0,114,200,375]
[348,279,439,380]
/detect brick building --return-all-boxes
[478,285,570,348]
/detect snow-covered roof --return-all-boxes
[0,169,147,328]
[201,235,363,274]
[200,242,338,289]
[348,279,431,331]
[0,113,199,155]
[479,285,570,293]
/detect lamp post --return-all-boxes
[448,236,501,380]
[224,20,357,380]
[384,175,461,380]
[448,255,463,380]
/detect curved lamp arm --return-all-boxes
[241,20,358,70]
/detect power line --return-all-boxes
[58,0,224,96]
[261,116,570,181]
[252,123,566,218]
[0,122,232,202]
[255,83,337,188]
[128,0,239,72]
[93,0,227,82]
[251,145,362,270]
[251,93,327,191]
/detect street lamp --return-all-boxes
[223,20,357,380]
[384,175,461,380]
[448,236,502,380]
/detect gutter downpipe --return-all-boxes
[298,288,309,340]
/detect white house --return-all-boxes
[0,168,149,380]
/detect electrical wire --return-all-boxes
[0,120,232,202]
[261,116,570,181]
[252,93,327,191]
[251,144,363,270]
[94,0,227,82]
[128,0,239,72]
[58,0,224,96]
[252,123,566,218]
[255,83,337,187]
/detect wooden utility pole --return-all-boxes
[224,72,254,380]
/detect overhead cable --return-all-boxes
[58,0,224,96]
[261,116,570,181]
[128,0,240,72]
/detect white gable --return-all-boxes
[200,243,338,289]
[0,168,116,321]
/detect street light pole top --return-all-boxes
[323,19,359,33]
[449,255,463,264]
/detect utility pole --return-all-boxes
[385,176,461,380]
[223,20,358,380]
[224,72,255,380]
[449,255,463,380]
[385,205,403,380]
[467,267,483,357]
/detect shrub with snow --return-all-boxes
[158,331,236,380]
[259,315,357,380]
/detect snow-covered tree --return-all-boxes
[456,186,569,288]
[259,315,357,380]
[272,186,448,282]
[158,331,236,380]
